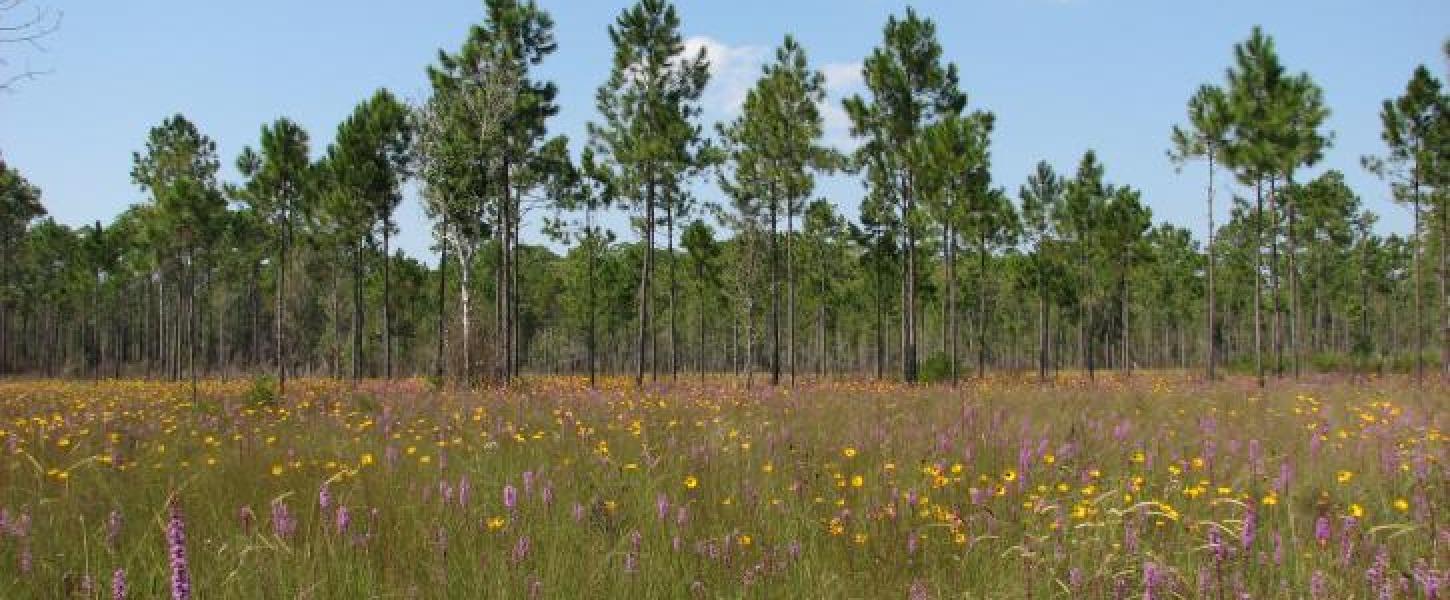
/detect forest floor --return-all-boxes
[0,373,1443,598]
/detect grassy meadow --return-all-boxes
[0,374,1443,598]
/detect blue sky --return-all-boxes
[2,1,1446,262]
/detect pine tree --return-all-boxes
[588,0,709,387]
[843,8,965,383]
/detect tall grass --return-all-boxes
[0,374,1442,598]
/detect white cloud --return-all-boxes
[683,35,768,117]
[821,62,864,93]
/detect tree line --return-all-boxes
[1,1,1446,388]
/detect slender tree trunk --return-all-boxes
[786,202,796,386]
[1038,257,1050,383]
[587,213,598,388]
[435,217,449,380]
[946,222,958,385]
[636,176,654,388]
[459,245,474,387]
[383,217,393,380]
[1121,262,1131,377]
[668,199,678,380]
[769,193,781,386]
[1269,178,1283,377]
[352,242,364,383]
[903,184,917,383]
[818,252,827,379]
[1412,183,1423,384]
[1253,180,1265,388]
[1206,151,1217,381]
[874,229,885,381]
[977,232,987,380]
[697,258,706,383]
[1440,180,1448,379]
[1285,175,1300,379]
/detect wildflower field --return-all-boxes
[0,375,1443,599]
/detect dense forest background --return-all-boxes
[0,0,1446,387]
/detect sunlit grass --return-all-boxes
[0,374,1443,598]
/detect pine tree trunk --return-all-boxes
[946,222,958,385]
[668,199,678,380]
[587,213,598,388]
[769,193,780,386]
[435,217,448,380]
[786,203,796,385]
[1412,183,1423,384]
[1286,175,1300,379]
[903,181,918,383]
[636,175,654,388]
[1206,151,1217,381]
[352,242,364,383]
[1254,180,1265,388]
[383,218,392,380]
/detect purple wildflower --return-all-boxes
[522,471,535,495]
[908,579,931,600]
[1142,561,1162,600]
[112,568,127,600]
[335,505,351,536]
[1208,527,1228,563]
[1310,571,1328,599]
[656,493,670,521]
[166,501,191,600]
[271,499,297,540]
[503,484,518,511]
[1314,515,1331,547]
[511,535,531,564]
[458,476,471,508]
[318,482,332,512]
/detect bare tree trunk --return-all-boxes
[786,201,796,386]
[636,176,654,388]
[946,222,958,385]
[383,218,393,379]
[1412,184,1424,384]
[352,242,364,383]
[977,232,987,380]
[1206,151,1217,381]
[1038,262,1049,383]
[1254,180,1265,388]
[1286,175,1300,379]
[435,218,448,380]
[587,212,598,388]
[902,176,918,383]
[769,192,780,386]
[668,198,678,380]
